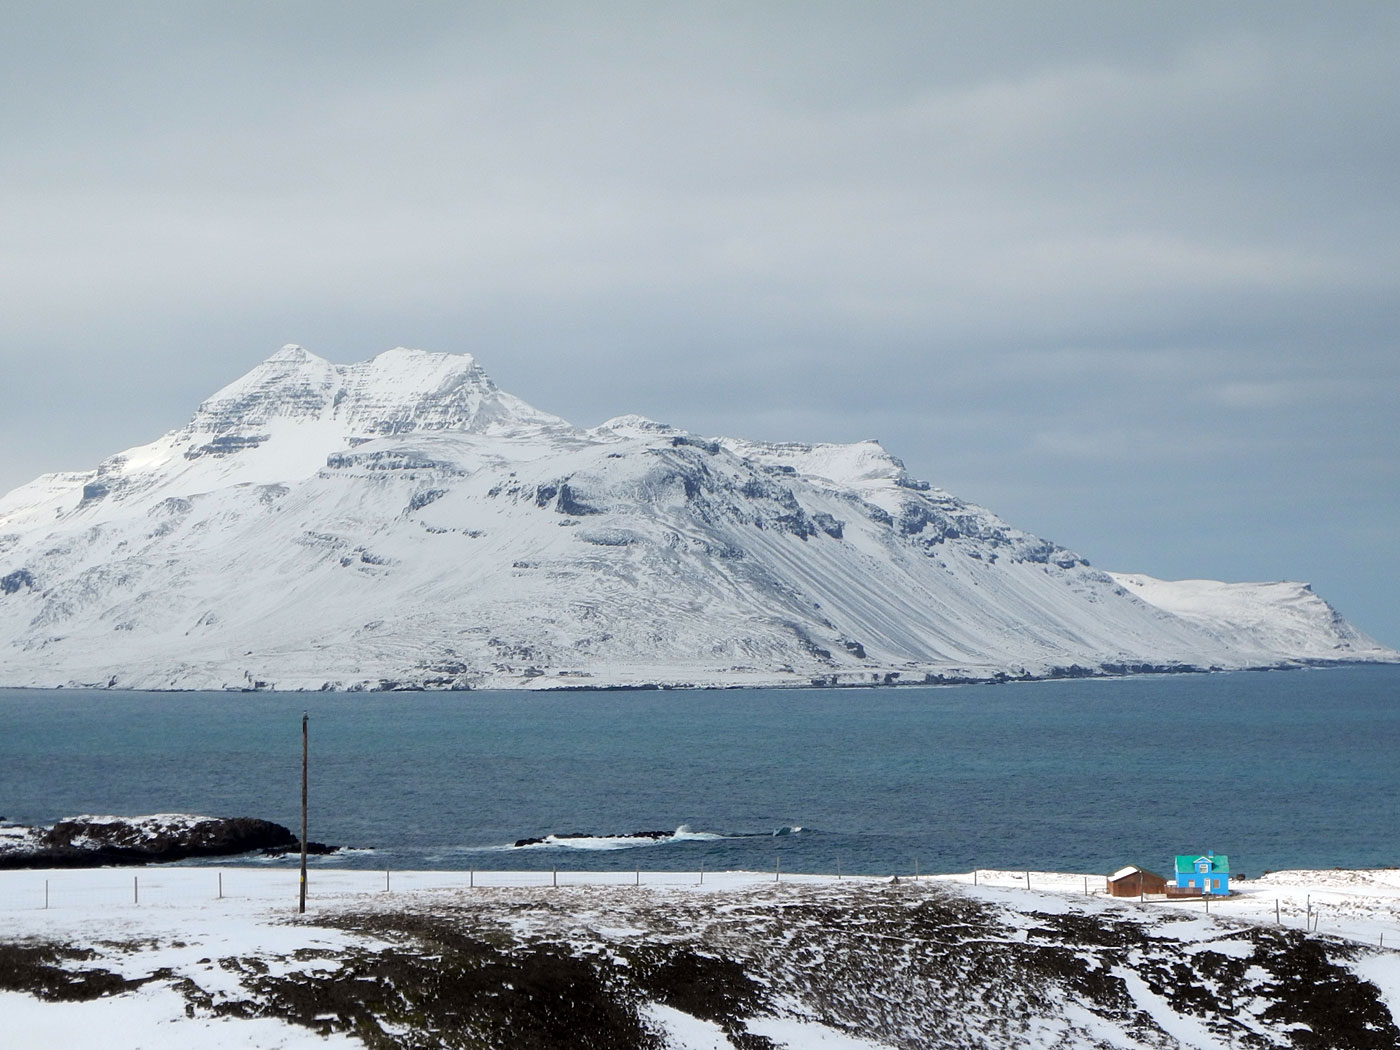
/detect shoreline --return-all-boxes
[2,655,1397,694]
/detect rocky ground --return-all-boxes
[2,867,1399,1048]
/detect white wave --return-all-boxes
[511,825,727,851]
[670,824,726,842]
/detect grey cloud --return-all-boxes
[0,1,1395,643]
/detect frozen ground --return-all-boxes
[2,866,1398,1048]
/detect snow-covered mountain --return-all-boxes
[0,345,1391,691]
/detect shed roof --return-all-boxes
[1109,865,1164,882]
[1175,854,1229,874]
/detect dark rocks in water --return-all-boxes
[512,830,671,848]
[261,840,339,858]
[0,814,339,869]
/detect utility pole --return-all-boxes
[299,713,308,914]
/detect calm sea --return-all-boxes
[2,665,1397,878]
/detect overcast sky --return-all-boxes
[2,2,1397,645]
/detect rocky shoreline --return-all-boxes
[0,813,336,869]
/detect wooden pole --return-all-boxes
[299,713,308,915]
[134,875,139,905]
[44,879,49,909]
[776,856,781,882]
[218,872,223,899]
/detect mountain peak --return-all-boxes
[189,345,566,439]
[592,414,678,438]
[270,343,319,362]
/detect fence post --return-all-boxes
[469,868,474,888]
[776,857,781,882]
[218,872,223,900]
[134,876,139,905]
[552,867,557,888]
[635,865,640,887]
[385,870,390,893]
[836,855,841,880]
[699,862,704,886]
[45,879,49,910]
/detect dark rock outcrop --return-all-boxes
[0,814,337,869]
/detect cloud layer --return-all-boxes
[2,2,1396,642]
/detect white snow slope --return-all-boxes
[0,345,1391,691]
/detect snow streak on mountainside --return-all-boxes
[0,346,1391,690]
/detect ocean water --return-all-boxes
[2,665,1397,878]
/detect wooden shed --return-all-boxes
[1105,865,1167,898]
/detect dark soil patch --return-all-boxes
[623,944,776,1048]
[0,941,151,1001]
[210,912,663,1050]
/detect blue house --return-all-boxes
[1175,851,1230,895]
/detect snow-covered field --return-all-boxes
[3,865,1398,1049]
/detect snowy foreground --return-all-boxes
[3,866,1399,1049]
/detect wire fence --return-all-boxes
[0,864,827,913]
[2,867,1394,949]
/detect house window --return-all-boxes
[1212,879,1220,890]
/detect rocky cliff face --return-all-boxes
[0,346,1391,691]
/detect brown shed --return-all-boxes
[1106,865,1167,897]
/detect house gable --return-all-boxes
[1175,853,1230,875]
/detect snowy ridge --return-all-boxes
[0,345,1392,691]
[1109,572,1385,659]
